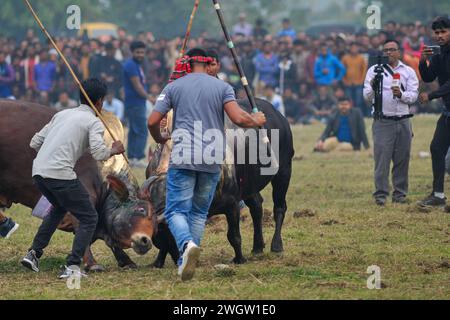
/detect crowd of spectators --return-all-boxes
[0,16,443,126]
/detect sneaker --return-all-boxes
[21,250,40,272]
[58,265,87,280]
[0,217,19,239]
[178,241,201,281]
[375,197,386,206]
[417,193,447,208]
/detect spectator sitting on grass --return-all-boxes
[314,96,369,153]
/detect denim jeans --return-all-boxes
[31,176,98,266]
[165,168,221,265]
[125,105,148,160]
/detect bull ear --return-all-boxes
[107,175,130,202]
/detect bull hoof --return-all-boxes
[85,264,106,273]
[119,262,138,270]
[232,256,247,264]
[270,242,284,253]
[251,248,264,255]
[151,260,165,269]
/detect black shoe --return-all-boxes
[393,197,409,204]
[417,194,446,208]
[0,217,19,239]
[21,250,40,272]
[375,198,386,206]
[58,265,87,280]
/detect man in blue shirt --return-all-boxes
[148,48,266,281]
[0,51,15,99]
[253,41,279,88]
[34,50,56,94]
[277,18,297,40]
[123,41,149,167]
[314,44,346,87]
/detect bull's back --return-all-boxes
[0,100,56,207]
[235,98,294,197]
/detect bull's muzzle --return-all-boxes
[131,233,152,255]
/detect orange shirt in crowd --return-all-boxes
[341,54,367,86]
[80,56,90,80]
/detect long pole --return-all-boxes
[179,0,201,58]
[23,0,130,165]
[211,0,270,144]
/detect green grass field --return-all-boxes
[0,115,449,300]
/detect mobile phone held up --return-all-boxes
[427,45,441,55]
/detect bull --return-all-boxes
[0,100,157,271]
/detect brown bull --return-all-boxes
[0,99,157,270]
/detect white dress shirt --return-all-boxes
[363,60,419,117]
[30,104,111,180]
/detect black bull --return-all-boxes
[0,100,158,270]
[141,98,294,267]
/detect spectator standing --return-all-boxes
[417,17,450,208]
[314,44,346,87]
[277,18,297,40]
[98,42,123,96]
[291,40,310,83]
[253,18,268,39]
[364,40,419,206]
[80,43,91,80]
[21,46,39,91]
[253,41,279,89]
[232,13,253,38]
[34,50,56,94]
[0,51,15,98]
[341,42,368,116]
[123,41,149,167]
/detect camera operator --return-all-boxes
[363,40,419,206]
[417,16,450,208]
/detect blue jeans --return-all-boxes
[165,168,221,265]
[125,105,148,159]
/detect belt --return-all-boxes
[381,114,413,121]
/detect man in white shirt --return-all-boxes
[21,79,125,279]
[364,40,419,206]
[232,13,253,38]
[103,92,125,122]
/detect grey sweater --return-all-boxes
[30,104,111,180]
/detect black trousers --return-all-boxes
[430,115,450,193]
[31,176,98,266]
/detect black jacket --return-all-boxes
[419,44,450,110]
[320,108,370,150]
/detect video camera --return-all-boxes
[369,55,389,120]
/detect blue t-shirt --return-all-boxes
[337,115,352,143]
[34,62,56,92]
[123,58,147,107]
[154,73,236,173]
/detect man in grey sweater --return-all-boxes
[21,79,125,279]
